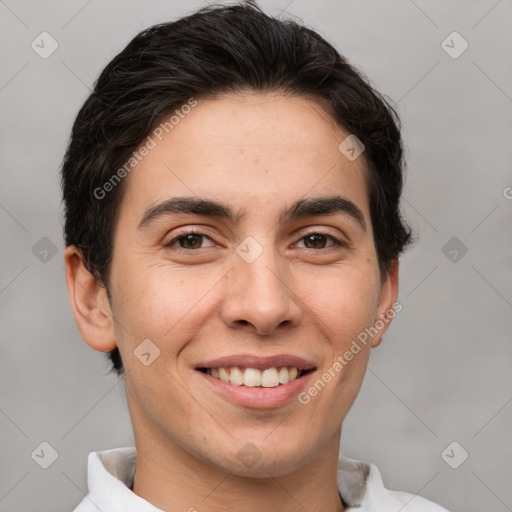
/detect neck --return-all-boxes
[131,431,344,512]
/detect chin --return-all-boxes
[206,436,318,478]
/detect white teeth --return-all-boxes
[229,366,244,386]
[278,367,289,384]
[207,366,304,387]
[218,367,229,383]
[243,368,261,387]
[261,368,279,387]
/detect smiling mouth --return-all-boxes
[197,366,313,388]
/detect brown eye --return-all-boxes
[179,234,204,249]
[303,234,329,249]
[298,233,342,249]
[165,231,215,250]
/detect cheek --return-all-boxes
[111,261,223,359]
[302,264,381,346]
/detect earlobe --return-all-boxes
[371,260,400,348]
[63,246,118,352]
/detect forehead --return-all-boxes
[118,92,370,225]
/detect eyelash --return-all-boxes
[164,229,347,251]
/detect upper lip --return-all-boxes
[195,354,317,371]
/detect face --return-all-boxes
[71,92,398,477]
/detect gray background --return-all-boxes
[1,1,511,511]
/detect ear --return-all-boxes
[371,259,400,348]
[63,245,117,352]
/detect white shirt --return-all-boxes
[72,447,450,511]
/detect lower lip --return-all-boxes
[197,370,315,409]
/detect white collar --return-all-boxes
[72,446,448,511]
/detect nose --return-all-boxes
[220,243,302,336]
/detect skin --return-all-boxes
[64,91,399,512]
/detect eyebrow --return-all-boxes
[138,195,366,231]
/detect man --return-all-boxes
[61,2,449,510]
